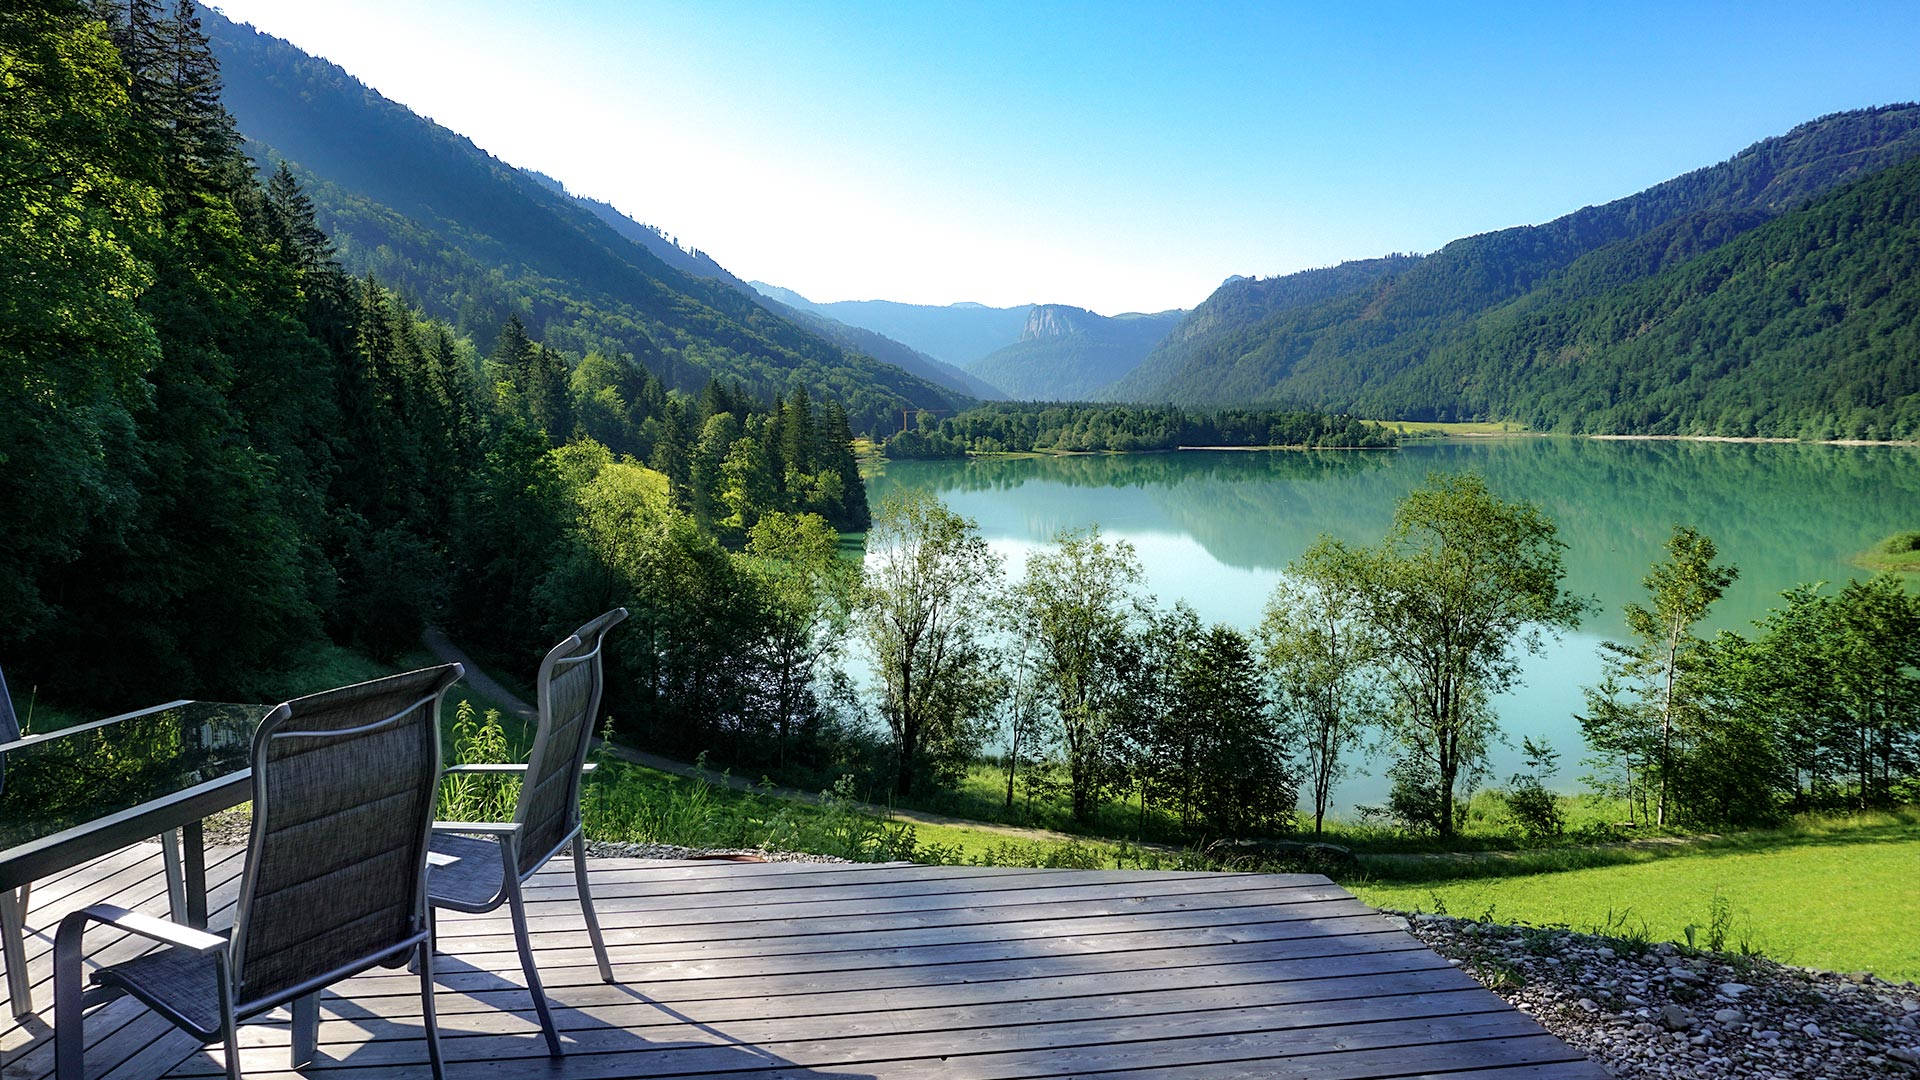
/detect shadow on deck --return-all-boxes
[2,844,1606,1079]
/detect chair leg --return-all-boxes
[290,992,319,1068]
[418,939,446,1080]
[506,876,563,1056]
[408,907,434,975]
[3,887,30,1018]
[211,952,242,1080]
[53,911,86,1080]
[572,833,614,983]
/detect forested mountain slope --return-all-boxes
[750,284,1032,367]
[1108,256,1420,401]
[1400,154,1920,438]
[1115,106,1920,436]
[520,167,748,288]
[970,305,1183,400]
[203,8,960,432]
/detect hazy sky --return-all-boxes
[206,1,1920,316]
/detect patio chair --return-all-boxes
[54,663,464,1080]
[426,608,626,1056]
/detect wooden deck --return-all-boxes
[2,842,1606,1080]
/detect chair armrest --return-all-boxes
[67,904,225,955]
[431,821,522,834]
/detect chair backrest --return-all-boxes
[230,663,462,1009]
[512,609,626,877]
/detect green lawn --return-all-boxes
[1354,818,1920,980]
[1370,419,1532,438]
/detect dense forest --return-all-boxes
[880,403,1396,457]
[197,6,963,436]
[0,0,867,740]
[1115,107,1920,438]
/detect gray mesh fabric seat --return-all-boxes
[427,608,626,1057]
[54,664,463,1080]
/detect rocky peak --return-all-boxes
[1022,304,1094,341]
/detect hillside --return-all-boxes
[1406,154,1920,437]
[969,305,1183,400]
[203,8,960,433]
[1115,105,1920,436]
[521,168,747,288]
[750,284,1031,367]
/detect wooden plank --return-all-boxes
[256,955,1483,1035]
[494,867,1278,914]
[431,897,1382,963]
[190,982,1513,1071]
[3,847,1604,1080]
[198,1008,1567,1080]
[423,911,1403,990]
[442,873,1335,927]
[1110,1057,1613,1080]
[352,927,1428,1001]
[439,878,1361,941]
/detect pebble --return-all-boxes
[1388,909,1920,1079]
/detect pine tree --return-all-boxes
[265,161,335,274]
[524,342,574,444]
[783,385,817,475]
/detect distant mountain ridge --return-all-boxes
[749,295,1006,400]
[750,285,1032,368]
[1112,105,1920,438]
[203,7,959,433]
[970,305,1184,401]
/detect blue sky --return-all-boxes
[208,1,1920,315]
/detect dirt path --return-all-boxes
[421,627,1092,845]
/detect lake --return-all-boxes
[865,438,1920,815]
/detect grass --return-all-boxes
[1352,808,1920,980]
[1853,529,1920,573]
[882,761,1195,841]
[576,758,1124,867]
[1371,419,1532,438]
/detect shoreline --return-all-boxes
[1585,434,1919,447]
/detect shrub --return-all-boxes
[1503,778,1567,841]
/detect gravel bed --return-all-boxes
[1387,911,1920,1079]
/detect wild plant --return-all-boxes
[440,699,517,821]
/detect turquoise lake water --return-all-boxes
[867,438,1920,814]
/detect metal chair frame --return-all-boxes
[54,664,462,1080]
[428,608,626,1056]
